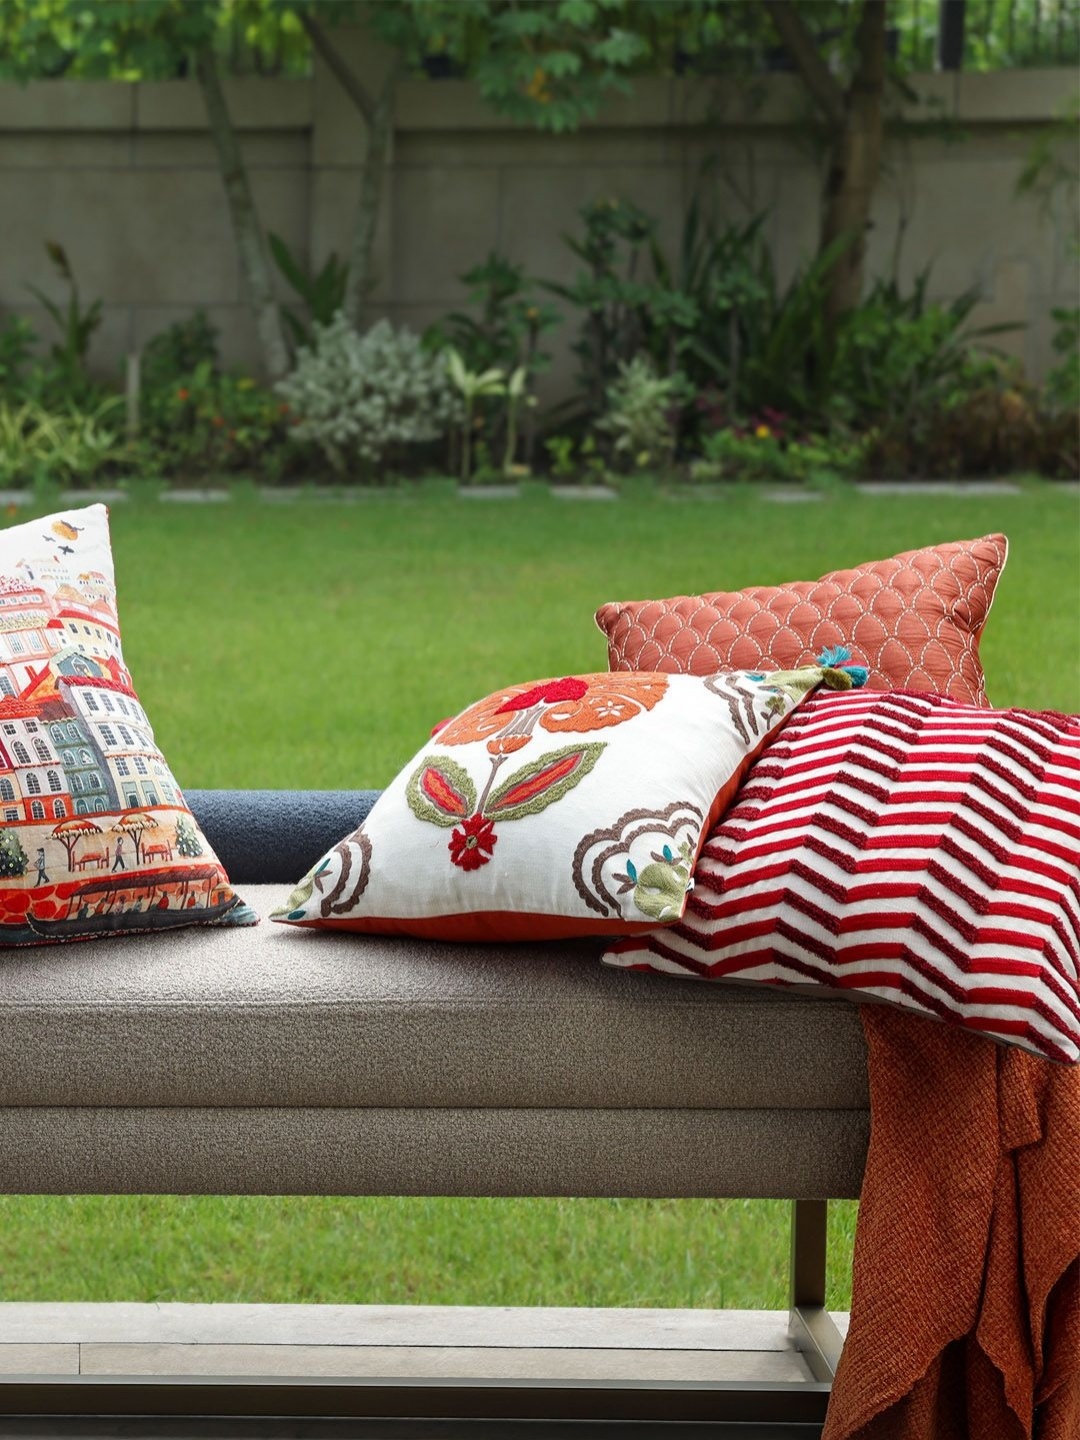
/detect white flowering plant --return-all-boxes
[275,313,460,478]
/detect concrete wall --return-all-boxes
[0,43,1075,395]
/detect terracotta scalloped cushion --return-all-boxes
[595,535,1008,707]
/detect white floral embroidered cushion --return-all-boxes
[273,666,845,942]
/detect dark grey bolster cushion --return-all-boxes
[187,790,380,886]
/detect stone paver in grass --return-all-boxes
[762,488,823,504]
[160,489,231,504]
[550,486,618,501]
[855,480,1023,496]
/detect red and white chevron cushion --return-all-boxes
[603,690,1080,1063]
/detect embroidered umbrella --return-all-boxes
[111,812,157,867]
[51,816,103,870]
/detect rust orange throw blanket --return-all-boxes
[823,1008,1080,1440]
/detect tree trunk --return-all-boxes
[767,0,889,331]
[300,15,398,332]
[195,47,291,380]
[343,71,397,327]
[819,1,889,330]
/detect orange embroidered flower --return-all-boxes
[438,674,668,747]
[449,814,496,871]
[487,735,530,755]
[538,674,668,734]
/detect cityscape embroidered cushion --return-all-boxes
[602,689,1080,1064]
[595,534,1007,706]
[272,665,851,943]
[0,505,252,944]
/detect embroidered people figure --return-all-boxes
[112,836,126,872]
[34,847,48,885]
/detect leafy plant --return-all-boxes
[545,197,682,414]
[0,315,37,399]
[141,311,220,396]
[268,233,349,349]
[596,358,688,471]
[1046,305,1080,413]
[543,434,577,481]
[23,242,103,394]
[429,253,561,376]
[0,398,127,487]
[276,313,459,479]
[443,347,531,484]
[542,432,610,487]
[141,362,294,481]
[691,422,867,485]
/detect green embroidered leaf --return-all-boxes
[406,756,477,828]
[485,742,604,821]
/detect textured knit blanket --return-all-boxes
[823,1007,1080,1439]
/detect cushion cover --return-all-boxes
[595,534,1007,706]
[272,666,841,942]
[0,505,250,943]
[603,689,1080,1064]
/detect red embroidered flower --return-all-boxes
[495,676,589,715]
[449,814,497,871]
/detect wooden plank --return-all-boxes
[0,1345,78,1375]
[79,1342,814,1383]
[0,1303,812,1353]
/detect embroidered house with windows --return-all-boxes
[61,678,181,811]
[0,582,61,697]
[0,703,72,824]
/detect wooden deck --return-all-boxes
[0,1304,848,1436]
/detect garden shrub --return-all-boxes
[276,313,460,478]
[596,358,689,471]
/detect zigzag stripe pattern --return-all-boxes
[603,690,1080,1064]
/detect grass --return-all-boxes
[0,475,1076,1313]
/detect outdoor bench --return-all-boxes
[0,789,870,1428]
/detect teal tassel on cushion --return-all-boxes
[817,646,869,688]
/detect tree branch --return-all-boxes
[766,0,846,130]
[299,12,376,128]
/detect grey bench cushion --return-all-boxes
[0,887,869,1113]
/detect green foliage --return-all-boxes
[691,424,867,486]
[268,233,349,349]
[542,432,610,486]
[1046,306,1080,413]
[0,398,128,487]
[141,361,294,482]
[596,358,688,471]
[427,252,560,379]
[275,313,460,479]
[545,197,679,413]
[0,830,27,880]
[0,316,38,399]
[141,311,221,397]
[23,242,103,402]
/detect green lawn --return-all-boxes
[0,477,1076,1312]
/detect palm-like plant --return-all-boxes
[445,347,507,484]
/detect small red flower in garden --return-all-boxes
[449,814,497,871]
[176,388,190,402]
